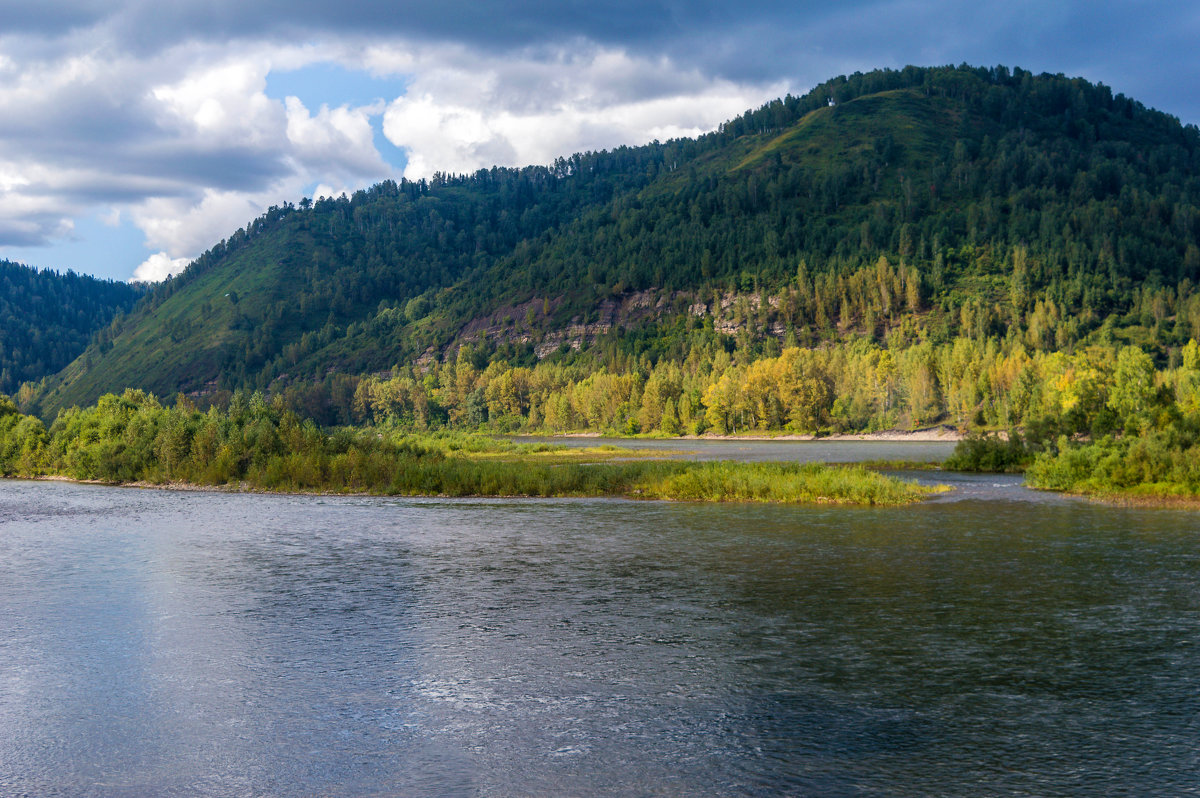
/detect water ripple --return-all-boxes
[0,478,1198,795]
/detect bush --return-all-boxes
[944,432,1033,473]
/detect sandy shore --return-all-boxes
[822,425,962,442]
[34,474,252,492]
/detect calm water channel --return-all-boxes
[512,436,959,463]
[1,442,1199,796]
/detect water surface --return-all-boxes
[1,472,1198,796]
[514,435,957,463]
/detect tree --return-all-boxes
[1109,345,1156,427]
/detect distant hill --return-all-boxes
[27,64,1200,420]
[0,260,144,396]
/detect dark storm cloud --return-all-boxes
[26,149,292,204]
[125,148,293,192]
[103,0,723,51]
[20,0,1195,122]
[0,1,108,36]
[0,91,155,152]
[0,59,290,201]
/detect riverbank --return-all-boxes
[1081,491,1200,509]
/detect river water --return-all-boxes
[1,444,1198,796]
[513,436,959,463]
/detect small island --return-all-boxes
[0,390,940,506]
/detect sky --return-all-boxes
[0,1,1197,283]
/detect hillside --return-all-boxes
[26,64,1200,424]
[0,260,144,396]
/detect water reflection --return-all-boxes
[0,480,1198,795]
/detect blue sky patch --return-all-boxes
[0,213,148,283]
[267,62,410,172]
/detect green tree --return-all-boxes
[1109,345,1156,428]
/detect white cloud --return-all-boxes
[151,57,283,148]
[310,183,359,202]
[384,94,513,177]
[132,187,278,258]
[0,165,31,193]
[131,251,190,283]
[284,96,390,178]
[0,39,394,262]
[379,45,785,179]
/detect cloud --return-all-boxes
[0,1,108,38]
[35,0,739,55]
[0,41,400,260]
[131,251,190,283]
[9,2,1200,110]
[284,96,390,178]
[379,45,783,179]
[132,183,291,259]
[19,1,1197,109]
[151,58,282,148]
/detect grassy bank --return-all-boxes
[0,390,941,506]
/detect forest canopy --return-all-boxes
[0,260,143,395]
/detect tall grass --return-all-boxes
[634,462,940,505]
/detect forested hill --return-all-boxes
[0,260,144,396]
[27,64,1200,422]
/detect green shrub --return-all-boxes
[944,432,1033,473]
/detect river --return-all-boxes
[1,443,1198,796]
[512,435,959,463]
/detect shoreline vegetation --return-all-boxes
[944,429,1200,506]
[8,379,1200,506]
[0,391,941,506]
[921,340,1200,505]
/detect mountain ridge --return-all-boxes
[24,64,1200,424]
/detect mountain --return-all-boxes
[0,260,144,397]
[26,64,1200,422]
